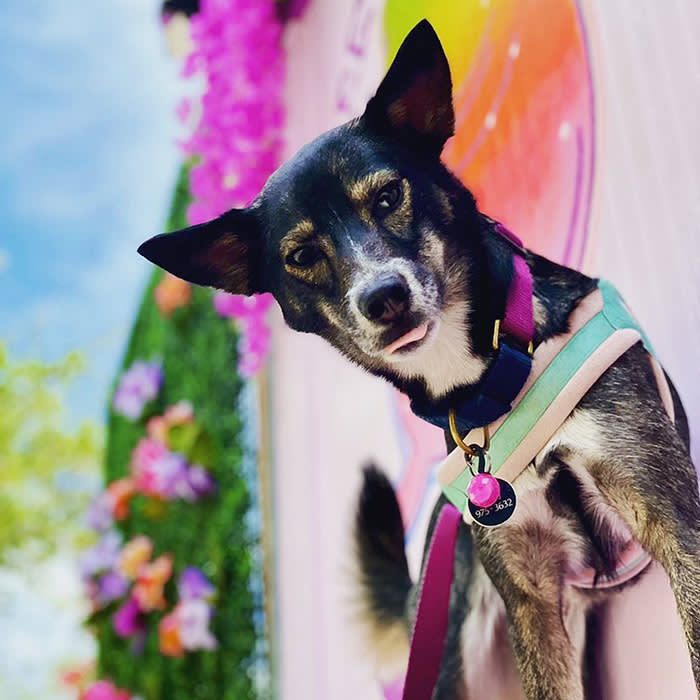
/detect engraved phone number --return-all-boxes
[474,498,514,519]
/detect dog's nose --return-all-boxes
[358,275,410,323]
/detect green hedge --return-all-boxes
[96,164,264,700]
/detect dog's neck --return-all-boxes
[383,215,598,414]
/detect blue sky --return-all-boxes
[0,0,183,424]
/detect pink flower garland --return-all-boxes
[179,0,286,377]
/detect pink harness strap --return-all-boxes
[402,504,461,700]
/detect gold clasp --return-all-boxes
[448,408,490,458]
[492,319,534,356]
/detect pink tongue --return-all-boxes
[384,323,429,354]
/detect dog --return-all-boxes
[139,20,700,700]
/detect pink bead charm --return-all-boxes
[468,473,501,508]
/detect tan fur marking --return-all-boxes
[280,219,314,249]
[346,169,397,205]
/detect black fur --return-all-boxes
[355,465,412,627]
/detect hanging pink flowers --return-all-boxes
[112,361,162,420]
[213,291,274,376]
[179,0,285,376]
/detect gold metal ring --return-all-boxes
[492,318,534,356]
[448,409,490,457]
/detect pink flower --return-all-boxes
[132,437,168,469]
[112,597,145,639]
[130,438,176,496]
[82,680,131,700]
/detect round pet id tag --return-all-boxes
[468,478,517,527]
[465,449,517,527]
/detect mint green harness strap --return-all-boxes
[441,281,654,512]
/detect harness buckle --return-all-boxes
[492,318,534,356]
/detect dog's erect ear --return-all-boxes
[363,20,454,152]
[137,208,261,295]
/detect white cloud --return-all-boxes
[0,249,9,273]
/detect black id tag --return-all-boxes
[467,478,518,527]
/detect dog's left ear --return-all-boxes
[137,207,262,295]
[363,19,454,153]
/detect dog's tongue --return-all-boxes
[384,323,429,355]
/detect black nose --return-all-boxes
[358,275,410,323]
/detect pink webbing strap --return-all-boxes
[495,223,534,348]
[403,504,461,700]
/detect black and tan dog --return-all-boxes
[139,21,700,700]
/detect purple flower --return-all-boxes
[113,361,163,420]
[153,452,191,499]
[178,567,215,601]
[113,596,146,638]
[97,572,129,605]
[177,599,218,651]
[84,491,114,532]
[80,531,122,580]
[185,465,216,500]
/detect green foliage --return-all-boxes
[96,164,262,700]
[0,342,101,561]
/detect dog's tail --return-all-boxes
[354,464,413,670]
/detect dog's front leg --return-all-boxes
[591,440,700,695]
[474,526,586,700]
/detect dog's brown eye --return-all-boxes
[286,245,322,268]
[373,180,403,217]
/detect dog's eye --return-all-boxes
[373,180,403,217]
[286,245,322,268]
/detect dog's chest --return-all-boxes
[502,411,635,579]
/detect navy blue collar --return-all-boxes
[410,340,532,434]
[410,223,534,435]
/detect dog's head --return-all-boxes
[139,21,493,399]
